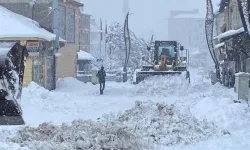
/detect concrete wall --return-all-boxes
[228,0,242,30]
[215,12,225,36]
[56,44,77,79]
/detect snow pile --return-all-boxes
[24,81,50,99]
[10,100,221,149]
[56,77,84,90]
[56,77,95,94]
[11,120,153,150]
[131,75,190,96]
[102,101,221,147]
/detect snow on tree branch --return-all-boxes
[103,22,148,71]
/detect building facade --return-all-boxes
[79,12,91,52]
[90,18,102,59]
[168,10,207,50]
[213,0,250,87]
[77,11,93,79]
[0,4,65,88]
[56,0,82,79]
[0,0,83,87]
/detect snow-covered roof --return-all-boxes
[77,50,95,60]
[0,6,56,41]
[213,27,244,40]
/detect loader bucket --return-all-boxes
[0,42,28,125]
[134,70,190,84]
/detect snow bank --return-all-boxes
[56,77,95,94]
[11,120,153,150]
[131,68,217,98]
[10,100,221,149]
[24,81,50,99]
[102,101,221,147]
[131,75,190,96]
[191,95,250,132]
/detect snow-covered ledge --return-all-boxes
[213,27,244,40]
[215,42,225,49]
[77,50,95,61]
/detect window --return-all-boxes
[86,33,89,43]
[59,5,66,40]
[158,45,175,58]
[229,7,234,29]
[84,15,87,27]
[67,8,75,43]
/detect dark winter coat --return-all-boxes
[96,69,106,82]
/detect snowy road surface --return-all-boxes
[0,68,250,150]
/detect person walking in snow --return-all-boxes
[96,66,106,95]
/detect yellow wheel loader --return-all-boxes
[134,41,190,84]
[0,42,28,125]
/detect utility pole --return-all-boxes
[104,20,107,59]
[123,0,130,18]
[122,0,130,82]
[123,12,131,82]
[47,0,59,90]
[100,18,102,61]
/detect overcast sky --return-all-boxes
[82,0,221,41]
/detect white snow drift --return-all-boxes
[9,101,222,150]
[0,68,250,150]
[11,120,152,150]
[102,101,222,147]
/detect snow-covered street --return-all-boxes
[1,0,250,149]
[0,68,249,150]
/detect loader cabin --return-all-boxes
[154,41,178,65]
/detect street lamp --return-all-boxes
[123,12,134,82]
